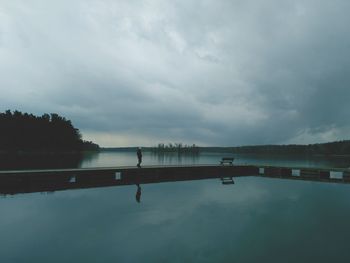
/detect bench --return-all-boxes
[220,157,234,166]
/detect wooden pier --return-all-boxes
[257,165,350,183]
[0,164,349,195]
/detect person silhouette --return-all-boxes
[137,147,142,167]
[136,184,141,203]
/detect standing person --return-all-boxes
[137,147,142,167]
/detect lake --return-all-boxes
[1,151,350,262]
[80,151,350,169]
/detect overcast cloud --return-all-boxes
[1,0,350,146]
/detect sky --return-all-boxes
[1,0,350,147]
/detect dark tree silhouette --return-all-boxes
[0,110,99,152]
[151,143,199,154]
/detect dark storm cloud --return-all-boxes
[1,0,350,146]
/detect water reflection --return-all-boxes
[0,165,248,196]
[1,176,350,263]
[1,151,349,171]
[136,184,141,203]
[0,152,89,170]
[152,151,200,165]
[1,162,350,263]
[80,151,350,169]
[1,163,349,198]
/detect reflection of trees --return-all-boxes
[80,151,100,165]
[0,152,85,170]
[0,110,99,152]
[152,151,199,165]
[0,151,100,170]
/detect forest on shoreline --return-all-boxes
[4,108,348,156]
[0,110,99,153]
[102,140,350,156]
[194,140,350,156]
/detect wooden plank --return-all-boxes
[0,165,258,195]
[0,164,349,196]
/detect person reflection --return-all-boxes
[136,184,141,203]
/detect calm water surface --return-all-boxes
[1,152,350,262]
[80,151,350,168]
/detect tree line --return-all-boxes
[199,140,350,155]
[230,141,350,155]
[144,140,350,155]
[0,110,99,152]
[150,143,200,154]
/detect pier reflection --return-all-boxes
[0,165,349,196]
[0,165,255,196]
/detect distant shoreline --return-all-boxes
[3,140,350,156]
[99,140,350,156]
